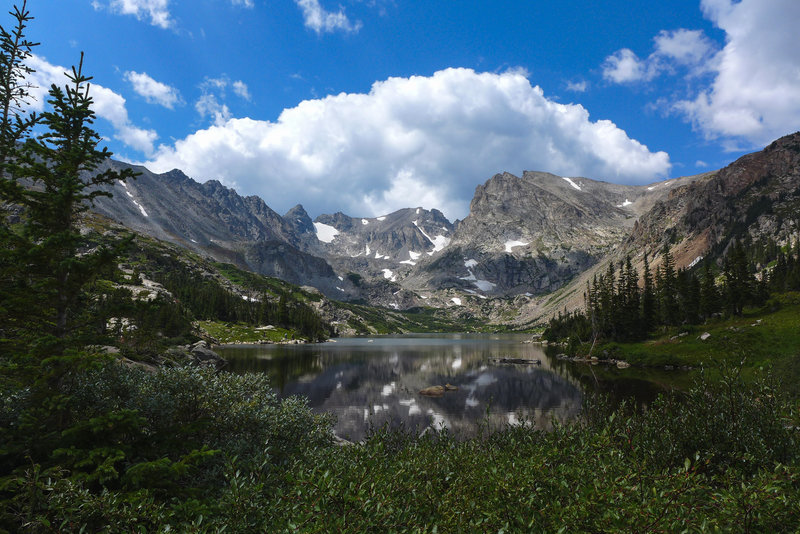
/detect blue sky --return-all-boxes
[21,0,800,219]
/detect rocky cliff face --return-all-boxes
[627,131,800,270]
[90,163,353,297]
[405,170,698,297]
[506,131,800,328]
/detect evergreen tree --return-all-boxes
[617,255,641,340]
[15,54,136,354]
[722,240,752,316]
[657,244,679,325]
[0,0,37,193]
[677,268,700,324]
[0,0,38,354]
[700,260,720,320]
[641,252,656,334]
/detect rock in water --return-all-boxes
[419,385,445,397]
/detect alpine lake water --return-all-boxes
[216,334,693,441]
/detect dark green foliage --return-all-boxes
[546,239,796,350]
[658,244,680,325]
[3,366,797,532]
[700,259,721,319]
[0,363,333,531]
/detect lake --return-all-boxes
[216,333,688,441]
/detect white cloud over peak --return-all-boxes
[94,0,172,29]
[294,0,362,34]
[146,68,670,220]
[124,71,182,109]
[26,55,158,155]
[677,0,800,147]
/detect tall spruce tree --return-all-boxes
[658,244,679,325]
[722,240,752,316]
[0,0,38,356]
[618,255,641,340]
[641,252,656,334]
[700,260,720,320]
[16,53,135,354]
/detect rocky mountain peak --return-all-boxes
[284,204,315,236]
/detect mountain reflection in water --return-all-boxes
[218,334,583,441]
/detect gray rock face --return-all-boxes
[91,161,351,298]
[406,171,692,297]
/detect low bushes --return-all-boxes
[2,362,798,532]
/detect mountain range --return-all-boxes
[90,131,800,326]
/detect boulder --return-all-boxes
[190,341,226,367]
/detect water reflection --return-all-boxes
[217,334,675,441]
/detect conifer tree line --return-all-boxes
[544,236,800,346]
[124,246,332,342]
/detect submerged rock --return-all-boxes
[419,385,445,397]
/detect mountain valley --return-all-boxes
[90,132,800,329]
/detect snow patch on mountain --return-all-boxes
[119,180,148,217]
[563,177,582,191]
[504,240,528,253]
[313,222,339,243]
[413,220,451,255]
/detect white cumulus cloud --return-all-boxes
[566,80,587,93]
[145,68,670,220]
[676,0,800,147]
[124,71,182,109]
[602,0,799,149]
[195,76,250,125]
[603,29,716,84]
[94,0,172,29]
[294,0,362,34]
[653,29,715,67]
[26,55,158,155]
[602,49,658,84]
[232,80,252,101]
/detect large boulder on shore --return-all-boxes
[190,341,226,368]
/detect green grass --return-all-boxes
[599,292,800,372]
[333,301,476,334]
[197,320,297,344]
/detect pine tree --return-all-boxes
[658,244,679,325]
[641,252,656,335]
[700,260,720,320]
[0,0,38,354]
[722,240,752,316]
[618,255,641,340]
[14,54,136,353]
[0,0,37,193]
